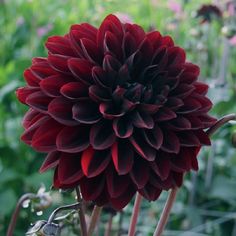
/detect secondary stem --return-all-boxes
[7,193,36,236]
[206,114,236,137]
[75,187,88,236]
[128,193,143,236]
[153,188,178,236]
[88,205,102,236]
[104,214,113,236]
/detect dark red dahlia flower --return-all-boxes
[16,14,216,210]
[196,4,222,23]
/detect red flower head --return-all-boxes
[196,4,222,23]
[16,14,216,210]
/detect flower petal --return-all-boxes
[56,125,90,153]
[81,147,111,178]
[111,141,134,175]
[40,151,61,173]
[90,120,116,150]
[48,97,78,126]
[58,152,84,185]
[73,99,101,124]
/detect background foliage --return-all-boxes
[0,0,236,235]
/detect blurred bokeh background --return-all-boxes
[1,0,236,235]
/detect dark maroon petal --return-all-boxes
[143,125,163,150]
[68,58,94,85]
[89,84,111,103]
[194,130,211,145]
[186,116,204,129]
[123,32,137,58]
[39,151,60,173]
[161,130,180,154]
[161,35,174,47]
[180,63,200,84]
[194,82,209,95]
[40,75,72,97]
[56,126,90,153]
[132,111,154,129]
[106,167,130,198]
[154,107,177,122]
[110,185,136,210]
[90,120,116,150]
[171,84,195,98]
[80,175,105,201]
[113,116,133,138]
[81,147,111,177]
[73,100,101,124]
[170,148,192,172]
[103,54,121,72]
[168,116,192,131]
[21,116,50,145]
[99,102,125,119]
[179,131,201,147]
[104,31,122,60]
[139,184,162,201]
[31,119,63,152]
[130,157,149,189]
[198,114,217,128]
[129,130,156,161]
[22,109,42,128]
[146,31,162,51]
[31,60,58,79]
[124,23,145,46]
[191,94,213,113]
[80,38,101,63]
[48,54,71,73]
[172,172,184,187]
[57,152,84,185]
[177,98,202,114]
[111,141,134,175]
[48,97,78,126]
[46,36,76,57]
[92,66,113,88]
[139,103,161,114]
[16,87,39,104]
[150,155,171,181]
[26,91,52,113]
[24,69,41,87]
[166,97,184,110]
[97,14,123,50]
[167,47,186,66]
[60,82,88,99]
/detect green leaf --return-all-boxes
[0,189,17,216]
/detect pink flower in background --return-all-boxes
[229,35,236,46]
[37,24,53,37]
[16,16,25,26]
[168,0,182,15]
[226,1,236,16]
[115,12,133,24]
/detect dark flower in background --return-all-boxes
[16,14,216,210]
[196,4,222,23]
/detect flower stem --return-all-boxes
[153,188,178,236]
[88,205,102,236]
[104,214,113,236]
[7,193,36,236]
[128,193,143,236]
[75,187,88,236]
[206,114,236,137]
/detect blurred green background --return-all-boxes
[1,0,236,235]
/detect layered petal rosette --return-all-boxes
[17,14,216,210]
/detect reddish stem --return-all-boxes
[75,187,88,236]
[153,188,178,236]
[88,205,102,236]
[128,193,143,236]
[104,214,113,236]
